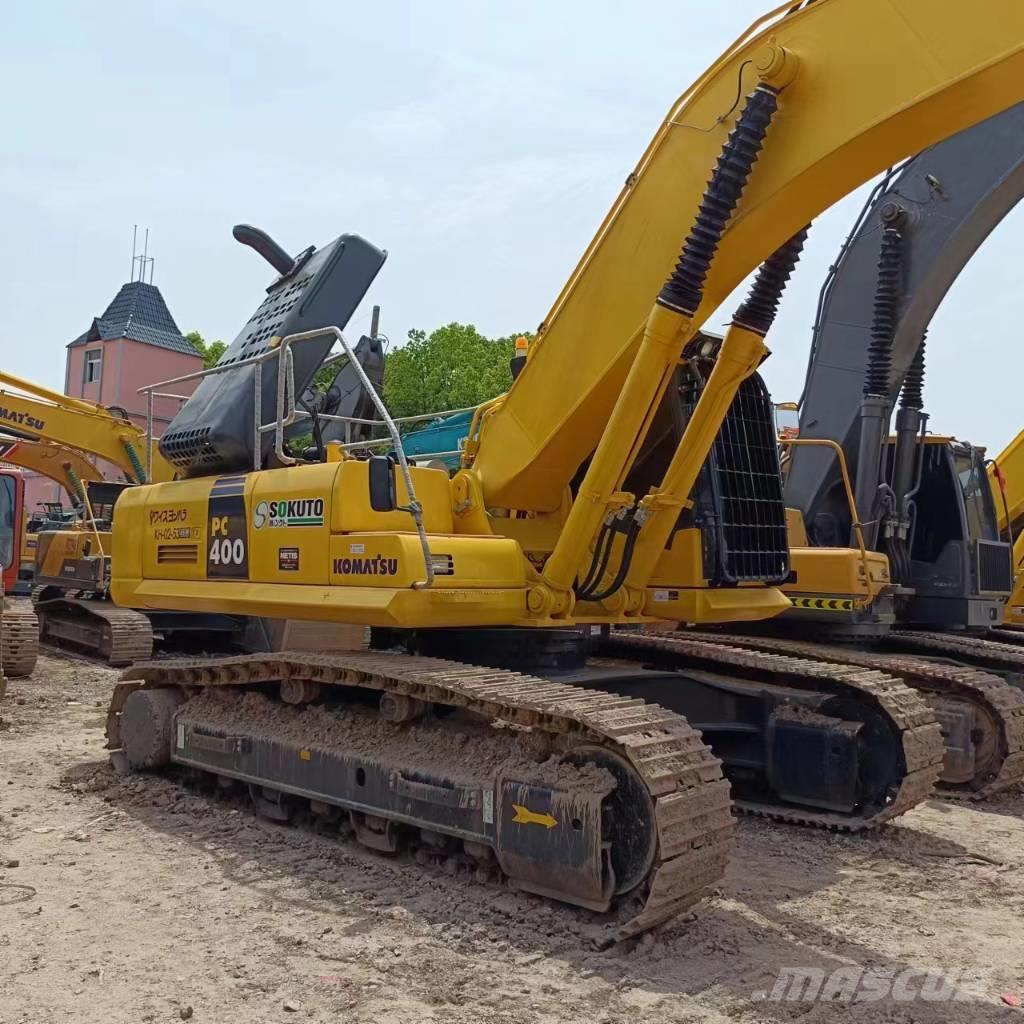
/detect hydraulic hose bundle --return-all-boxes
[658,85,779,316]
[574,84,781,603]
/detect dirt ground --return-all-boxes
[2,655,1024,1023]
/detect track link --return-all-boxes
[689,631,1024,800]
[1,599,39,680]
[989,627,1024,647]
[602,631,944,830]
[888,629,1024,677]
[105,650,735,942]
[37,598,153,666]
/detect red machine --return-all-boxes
[0,466,25,596]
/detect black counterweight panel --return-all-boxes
[161,234,386,477]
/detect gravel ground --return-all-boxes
[1,654,1023,1023]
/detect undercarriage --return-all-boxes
[692,629,1024,799]
[106,644,736,944]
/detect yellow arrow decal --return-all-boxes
[511,804,558,829]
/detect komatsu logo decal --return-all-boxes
[254,497,325,528]
[0,407,44,432]
[333,555,399,576]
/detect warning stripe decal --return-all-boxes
[789,596,856,612]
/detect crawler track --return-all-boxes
[989,626,1024,647]
[888,629,1024,678]
[105,650,735,943]
[37,598,153,667]
[1,599,39,680]
[602,631,944,829]
[686,631,1024,800]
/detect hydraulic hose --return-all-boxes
[863,226,903,398]
[658,85,779,316]
[122,440,147,485]
[542,81,781,599]
[900,334,926,410]
[581,520,642,603]
[65,466,87,508]
[851,220,904,548]
[734,226,810,333]
[576,521,616,598]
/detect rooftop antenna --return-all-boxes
[131,224,155,284]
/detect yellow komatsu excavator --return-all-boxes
[101,0,1024,942]
[0,435,103,589]
[0,437,101,682]
[0,373,368,665]
[0,370,173,482]
[990,430,1024,631]
[0,371,178,663]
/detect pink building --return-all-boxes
[24,281,202,510]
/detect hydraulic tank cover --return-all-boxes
[160,232,386,477]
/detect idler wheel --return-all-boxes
[121,688,185,770]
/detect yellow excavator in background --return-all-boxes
[0,370,178,663]
[0,435,103,591]
[101,0,1024,942]
[0,370,174,483]
[0,437,102,680]
[691,104,1024,802]
[0,335,392,666]
[991,430,1024,632]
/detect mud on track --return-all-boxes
[2,653,1024,1023]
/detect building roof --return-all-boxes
[68,281,199,355]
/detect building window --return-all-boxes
[85,348,102,384]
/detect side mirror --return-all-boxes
[368,455,397,512]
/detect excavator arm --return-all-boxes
[0,436,102,505]
[0,370,174,484]
[784,100,1024,525]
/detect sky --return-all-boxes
[2,0,1022,452]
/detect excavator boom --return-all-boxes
[787,100,1024,521]
[0,370,174,484]
[473,0,1024,520]
[0,436,103,504]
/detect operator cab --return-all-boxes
[886,436,1011,628]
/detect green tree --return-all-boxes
[185,330,227,369]
[382,323,529,420]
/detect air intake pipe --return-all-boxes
[232,224,298,277]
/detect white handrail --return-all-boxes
[140,329,434,590]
